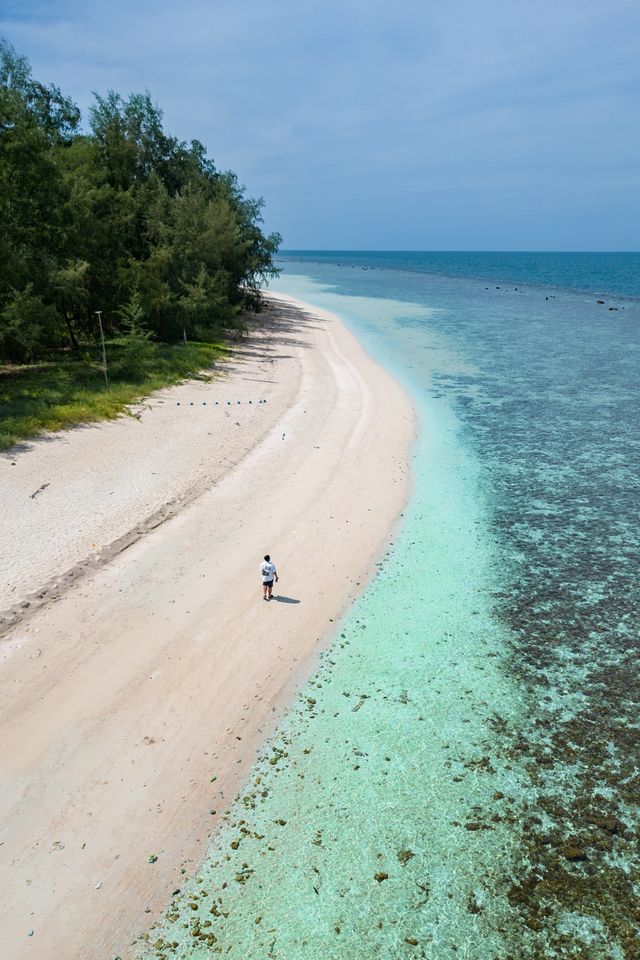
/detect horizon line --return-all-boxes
[278,248,640,255]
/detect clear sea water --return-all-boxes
[139,253,640,960]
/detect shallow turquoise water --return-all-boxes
[139,255,639,959]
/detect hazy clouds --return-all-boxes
[3,0,639,248]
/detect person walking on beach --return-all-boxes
[261,554,278,601]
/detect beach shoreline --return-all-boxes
[0,291,415,959]
[0,298,308,626]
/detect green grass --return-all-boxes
[0,341,225,451]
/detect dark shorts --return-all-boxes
[263,580,274,588]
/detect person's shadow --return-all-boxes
[273,595,301,604]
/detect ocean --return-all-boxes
[140,252,640,959]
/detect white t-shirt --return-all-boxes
[260,561,276,583]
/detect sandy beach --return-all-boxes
[0,299,308,624]
[0,293,414,959]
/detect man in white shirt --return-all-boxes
[260,554,278,601]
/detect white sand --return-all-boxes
[0,293,414,959]
[0,299,306,618]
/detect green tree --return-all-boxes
[0,285,61,362]
[0,39,280,367]
[0,38,79,357]
[49,259,90,350]
[179,264,232,339]
[112,291,156,380]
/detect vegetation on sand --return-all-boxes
[0,38,280,448]
[0,341,223,450]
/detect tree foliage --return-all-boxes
[0,39,280,363]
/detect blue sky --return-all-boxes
[2,0,639,249]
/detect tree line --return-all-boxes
[0,39,281,365]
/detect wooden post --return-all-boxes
[95,310,109,387]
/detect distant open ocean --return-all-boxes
[143,252,639,959]
[281,249,640,298]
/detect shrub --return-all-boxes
[111,292,156,381]
[0,286,62,362]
